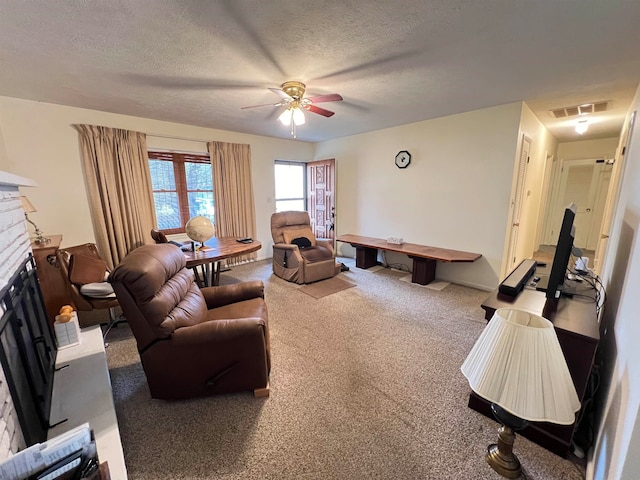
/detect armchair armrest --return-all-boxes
[201,280,265,309]
[272,243,303,267]
[172,316,267,345]
[316,239,334,253]
[273,243,299,251]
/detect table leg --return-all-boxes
[212,261,221,286]
[354,246,378,269]
[410,256,436,285]
[200,263,212,287]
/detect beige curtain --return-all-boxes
[208,141,257,264]
[74,125,156,268]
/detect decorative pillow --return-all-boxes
[69,253,108,286]
[291,236,312,249]
[282,227,316,246]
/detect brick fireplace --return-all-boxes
[0,171,38,461]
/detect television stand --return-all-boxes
[471,285,599,457]
[534,274,579,298]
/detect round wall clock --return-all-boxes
[395,150,411,169]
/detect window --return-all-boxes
[148,151,214,234]
[275,161,306,212]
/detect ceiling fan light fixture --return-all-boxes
[575,119,589,135]
[279,109,292,126]
[292,107,305,125]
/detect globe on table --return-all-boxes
[185,216,215,248]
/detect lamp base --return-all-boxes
[486,440,521,479]
[486,404,528,479]
[34,236,51,245]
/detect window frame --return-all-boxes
[274,160,307,212]
[148,150,213,235]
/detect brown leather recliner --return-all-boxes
[109,244,270,399]
[271,211,340,284]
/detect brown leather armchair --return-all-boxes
[109,244,270,399]
[56,243,122,335]
[150,228,203,286]
[271,211,339,284]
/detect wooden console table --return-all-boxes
[470,284,599,457]
[336,234,482,285]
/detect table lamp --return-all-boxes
[461,308,580,479]
[20,196,50,244]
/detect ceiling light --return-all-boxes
[575,119,589,135]
[278,109,292,126]
[292,108,305,125]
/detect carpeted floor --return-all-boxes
[105,258,586,480]
[298,276,356,298]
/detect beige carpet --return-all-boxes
[298,275,356,298]
[105,258,586,480]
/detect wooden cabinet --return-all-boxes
[31,235,70,326]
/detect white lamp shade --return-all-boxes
[279,109,292,126]
[20,195,37,213]
[292,107,305,125]
[461,308,580,425]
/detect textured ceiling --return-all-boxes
[0,1,639,143]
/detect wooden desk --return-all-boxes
[336,234,482,285]
[183,237,262,287]
[470,283,599,457]
[31,235,71,326]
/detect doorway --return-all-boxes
[307,159,336,242]
[542,158,613,252]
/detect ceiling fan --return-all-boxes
[241,81,343,138]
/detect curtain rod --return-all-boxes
[146,132,210,143]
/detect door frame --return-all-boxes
[505,134,531,271]
[542,157,610,249]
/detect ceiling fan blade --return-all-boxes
[303,104,335,117]
[241,101,286,110]
[269,87,293,100]
[306,93,343,104]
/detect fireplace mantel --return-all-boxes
[0,170,37,188]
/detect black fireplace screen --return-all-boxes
[0,254,57,447]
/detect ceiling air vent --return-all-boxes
[550,101,608,118]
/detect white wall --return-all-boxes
[588,85,640,479]
[0,96,314,258]
[511,102,558,268]
[0,110,8,171]
[557,137,619,161]
[315,102,523,290]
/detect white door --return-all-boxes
[593,111,636,272]
[506,135,531,269]
[559,160,599,249]
[547,158,602,250]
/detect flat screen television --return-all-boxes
[536,202,577,300]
